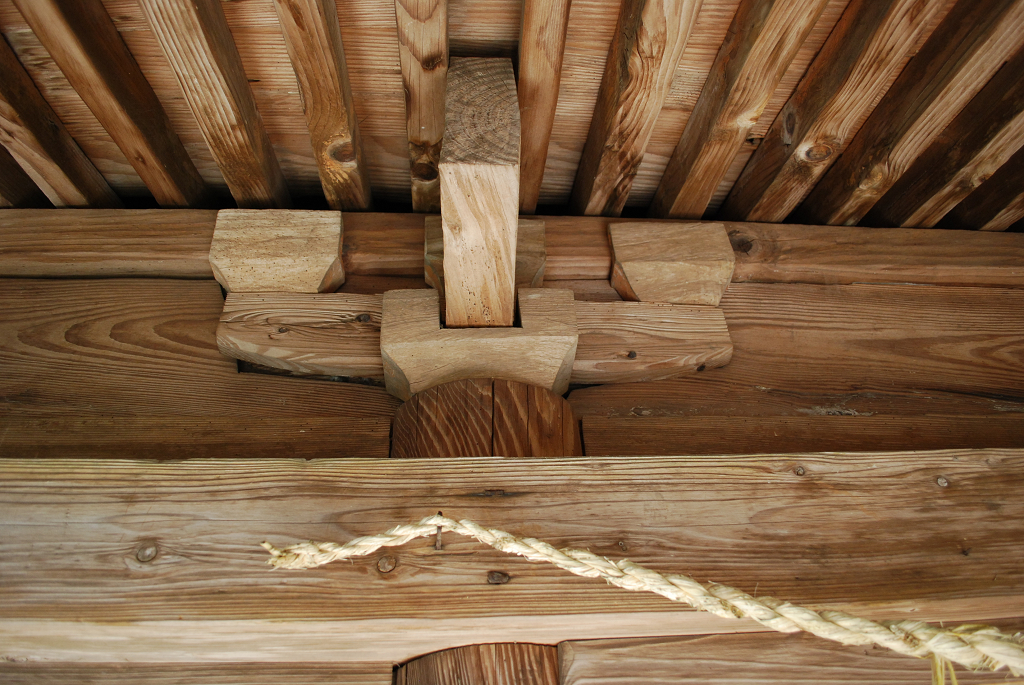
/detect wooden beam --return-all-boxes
[11,0,208,208]
[439,57,520,327]
[0,663,395,685]
[648,0,830,219]
[861,44,1024,228]
[719,0,948,222]
[395,0,448,212]
[273,0,372,210]
[1,450,1023,662]
[794,0,1024,227]
[0,35,120,208]
[136,0,290,209]
[569,0,702,216]
[938,145,1024,231]
[517,0,572,214]
[0,145,48,209]
[397,644,559,685]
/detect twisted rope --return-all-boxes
[261,514,1024,677]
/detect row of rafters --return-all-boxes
[0,0,1022,230]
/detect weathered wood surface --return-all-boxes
[583,416,1024,456]
[1,450,1023,663]
[0,663,395,685]
[0,33,119,208]
[720,0,948,222]
[570,282,1024,419]
[559,630,1024,685]
[440,57,520,327]
[609,222,734,305]
[0,278,400,457]
[649,0,830,219]
[0,145,47,208]
[517,0,571,214]
[569,0,703,216]
[795,0,1024,227]
[573,301,732,384]
[137,0,290,209]
[938,145,1024,232]
[11,0,208,208]
[397,643,558,685]
[395,0,447,212]
[380,288,577,399]
[217,292,383,378]
[273,0,371,210]
[390,378,581,458]
[209,210,344,293]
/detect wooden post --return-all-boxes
[439,57,520,328]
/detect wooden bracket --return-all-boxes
[380,288,577,400]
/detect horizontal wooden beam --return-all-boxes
[1,450,1022,662]
[0,663,394,685]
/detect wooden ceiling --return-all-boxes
[0,0,1022,230]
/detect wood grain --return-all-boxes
[862,43,1024,228]
[209,209,344,293]
[559,630,1024,685]
[569,0,703,216]
[573,300,732,384]
[1,450,1023,663]
[11,0,208,207]
[0,663,395,685]
[395,0,447,212]
[440,57,520,327]
[137,0,290,208]
[397,643,558,685]
[273,0,372,210]
[0,33,119,208]
[720,0,948,222]
[938,144,1024,231]
[583,415,1024,455]
[649,0,830,219]
[0,144,47,208]
[517,0,572,213]
[794,0,1024,227]
[217,292,384,378]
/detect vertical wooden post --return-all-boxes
[439,57,520,328]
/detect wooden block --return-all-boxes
[609,222,735,305]
[573,301,733,385]
[380,288,577,400]
[424,215,546,293]
[209,210,344,293]
[397,644,558,685]
[217,292,383,378]
[440,57,520,327]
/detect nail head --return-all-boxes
[377,555,397,573]
[487,570,511,585]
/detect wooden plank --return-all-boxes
[559,630,1024,685]
[573,301,732,385]
[492,378,530,458]
[395,0,448,212]
[209,210,344,293]
[136,0,290,209]
[938,145,1024,231]
[217,292,384,379]
[609,222,734,305]
[794,0,1024,227]
[1,450,1023,663]
[440,57,520,327]
[11,0,208,208]
[397,643,558,685]
[719,0,948,222]
[861,44,1024,228]
[0,34,119,208]
[0,663,395,685]
[412,378,493,459]
[273,0,372,210]
[649,0,830,219]
[583,415,1024,456]
[517,0,572,214]
[568,0,703,216]
[0,209,216,278]
[0,145,47,208]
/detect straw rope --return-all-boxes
[261,513,1024,677]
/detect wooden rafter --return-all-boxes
[0,145,48,208]
[937,145,1024,231]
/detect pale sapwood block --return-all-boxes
[424,215,545,292]
[380,288,577,400]
[609,222,735,305]
[439,57,520,327]
[217,292,383,378]
[209,209,344,293]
